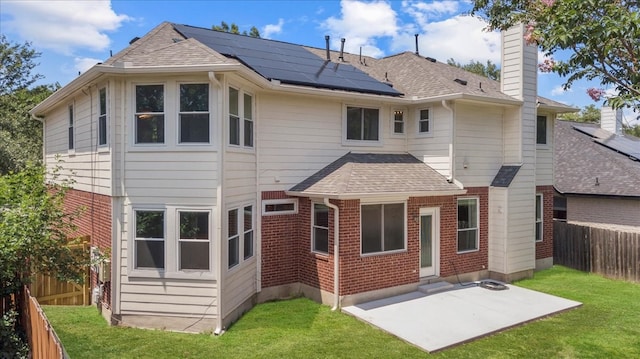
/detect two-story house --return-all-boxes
[30,22,574,333]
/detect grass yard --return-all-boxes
[44,266,640,358]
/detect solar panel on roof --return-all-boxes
[574,125,640,160]
[173,24,402,96]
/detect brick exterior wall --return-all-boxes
[261,188,490,297]
[536,185,554,260]
[63,188,112,307]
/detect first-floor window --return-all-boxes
[178,211,210,270]
[535,194,543,242]
[135,210,165,269]
[361,203,405,254]
[228,205,254,269]
[313,203,329,254]
[457,198,478,252]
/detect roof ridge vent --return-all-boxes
[454,78,467,86]
[425,56,436,62]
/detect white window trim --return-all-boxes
[68,103,75,154]
[535,193,543,242]
[97,87,108,149]
[243,204,255,261]
[176,209,213,272]
[133,83,166,147]
[457,197,479,254]
[131,208,166,273]
[360,201,407,257]
[262,198,299,216]
[227,86,255,151]
[311,202,330,255]
[416,107,433,137]
[128,205,216,280]
[391,108,406,136]
[536,115,550,148]
[177,82,212,145]
[342,104,383,146]
[227,203,256,271]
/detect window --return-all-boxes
[346,106,379,141]
[457,198,478,252]
[536,115,547,145]
[313,204,329,254]
[393,110,404,134]
[243,205,254,260]
[135,84,165,144]
[535,194,543,242]
[179,84,209,143]
[178,211,210,270]
[418,108,430,134]
[228,87,254,148]
[228,205,254,269]
[361,203,405,254]
[262,199,298,215]
[97,88,108,146]
[68,104,74,150]
[135,210,165,269]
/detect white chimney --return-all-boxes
[600,106,622,135]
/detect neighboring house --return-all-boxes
[30,22,574,333]
[554,108,640,227]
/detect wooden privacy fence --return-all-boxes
[20,286,67,359]
[554,221,640,282]
[30,236,91,305]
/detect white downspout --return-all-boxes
[442,100,455,183]
[323,198,340,311]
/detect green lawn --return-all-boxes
[44,266,640,358]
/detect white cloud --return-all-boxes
[551,85,571,96]
[263,19,285,39]
[321,0,399,57]
[2,0,130,55]
[391,15,501,64]
[402,0,460,29]
[74,57,102,74]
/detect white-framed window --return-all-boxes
[98,88,108,146]
[262,199,298,216]
[346,106,380,142]
[68,104,74,150]
[361,203,405,255]
[228,204,255,269]
[536,115,547,145]
[457,198,479,253]
[228,86,254,148]
[393,109,404,134]
[535,194,543,242]
[312,203,329,254]
[135,84,165,144]
[178,210,211,271]
[418,108,431,134]
[134,210,165,269]
[179,83,210,144]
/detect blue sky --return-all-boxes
[1,0,635,123]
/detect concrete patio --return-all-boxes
[342,282,582,352]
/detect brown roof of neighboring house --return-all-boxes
[554,120,640,197]
[287,153,465,199]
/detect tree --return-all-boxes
[558,104,600,123]
[447,58,500,81]
[471,0,640,111]
[623,123,640,138]
[0,35,58,175]
[212,21,261,38]
[1,163,87,357]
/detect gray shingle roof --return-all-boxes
[554,120,640,197]
[288,153,465,199]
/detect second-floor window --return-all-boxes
[179,84,209,143]
[536,115,547,145]
[98,88,107,146]
[228,87,254,148]
[393,110,404,134]
[135,84,165,144]
[346,106,379,141]
[419,108,431,134]
[68,104,74,150]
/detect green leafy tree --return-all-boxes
[558,104,601,123]
[212,21,261,38]
[471,0,640,110]
[0,35,58,175]
[447,58,500,81]
[623,123,640,138]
